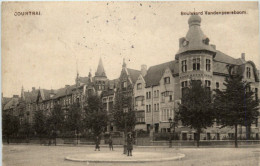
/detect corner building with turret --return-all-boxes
[131,15,260,140]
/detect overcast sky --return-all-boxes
[2,1,259,97]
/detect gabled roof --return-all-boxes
[2,97,12,106]
[39,89,55,101]
[3,97,20,110]
[23,89,39,103]
[127,68,141,84]
[108,79,119,89]
[78,76,89,84]
[214,50,238,65]
[53,85,76,99]
[145,60,178,87]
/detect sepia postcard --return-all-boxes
[1,1,260,166]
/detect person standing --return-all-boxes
[108,136,113,151]
[95,136,100,151]
[127,133,133,156]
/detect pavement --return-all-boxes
[2,144,260,166]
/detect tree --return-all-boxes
[213,65,259,147]
[33,110,47,137]
[112,93,136,133]
[65,102,82,135]
[177,80,215,147]
[2,113,20,144]
[84,95,108,137]
[19,119,32,141]
[46,104,64,145]
[112,92,136,154]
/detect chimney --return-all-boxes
[141,64,147,77]
[32,87,35,91]
[210,44,216,50]
[241,53,245,60]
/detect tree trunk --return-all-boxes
[197,129,200,147]
[235,124,238,148]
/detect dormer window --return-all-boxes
[193,58,200,70]
[246,67,251,78]
[164,77,170,84]
[203,38,210,45]
[137,83,142,90]
[122,81,127,88]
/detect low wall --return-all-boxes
[3,138,260,147]
[150,140,260,146]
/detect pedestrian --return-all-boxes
[95,136,100,151]
[108,135,113,151]
[126,133,133,156]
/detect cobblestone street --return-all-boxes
[2,144,260,166]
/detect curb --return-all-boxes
[64,153,185,163]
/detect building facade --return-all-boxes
[2,15,259,140]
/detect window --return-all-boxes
[154,104,156,111]
[161,109,173,122]
[193,58,200,70]
[153,90,159,98]
[216,82,219,89]
[123,81,127,88]
[146,105,151,112]
[164,77,170,84]
[157,103,159,111]
[206,59,211,71]
[109,97,113,101]
[247,67,251,78]
[181,60,187,72]
[169,95,173,102]
[137,83,142,90]
[146,92,151,99]
[181,81,188,97]
[161,93,165,102]
[205,80,211,90]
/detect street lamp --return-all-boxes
[123,108,128,154]
[168,117,176,148]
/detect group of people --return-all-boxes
[94,133,134,156]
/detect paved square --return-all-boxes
[2,144,260,166]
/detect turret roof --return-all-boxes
[95,58,107,77]
[176,15,216,55]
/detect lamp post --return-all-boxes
[123,108,128,154]
[168,117,176,148]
